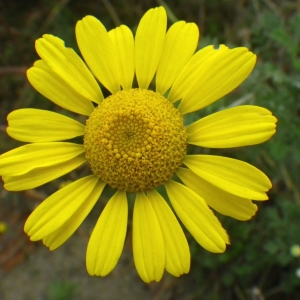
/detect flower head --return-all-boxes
[0,7,277,282]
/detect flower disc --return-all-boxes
[84,89,187,192]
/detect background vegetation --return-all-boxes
[1,0,300,299]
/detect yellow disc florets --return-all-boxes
[84,88,187,192]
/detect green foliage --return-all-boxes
[189,199,300,299]
[48,281,77,300]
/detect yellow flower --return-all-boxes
[0,7,276,282]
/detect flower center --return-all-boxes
[84,88,187,192]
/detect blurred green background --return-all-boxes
[1,0,300,299]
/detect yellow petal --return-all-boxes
[108,25,134,90]
[187,105,277,148]
[76,16,120,94]
[43,180,106,250]
[0,142,84,176]
[133,192,165,283]
[184,155,271,200]
[180,47,256,114]
[176,167,258,221]
[86,190,127,276]
[147,189,190,276]
[169,46,256,114]
[168,45,219,103]
[2,153,86,191]
[165,180,229,253]
[156,21,199,95]
[135,7,167,89]
[24,175,100,240]
[35,35,103,104]
[7,108,85,142]
[27,61,95,116]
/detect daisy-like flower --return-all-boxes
[0,7,276,282]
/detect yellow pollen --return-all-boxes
[84,88,187,192]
